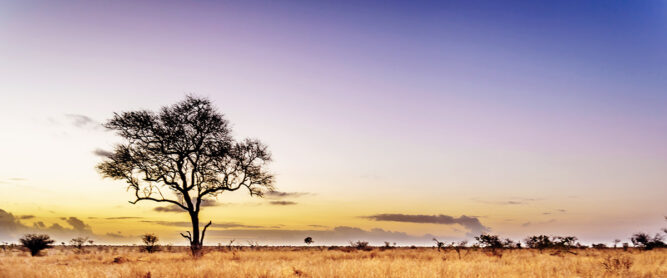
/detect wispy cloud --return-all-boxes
[153,199,221,212]
[141,220,262,229]
[364,213,489,237]
[65,114,101,129]
[207,226,444,245]
[264,190,312,199]
[92,148,113,158]
[269,201,297,206]
[103,216,144,220]
[472,197,543,206]
[521,219,556,227]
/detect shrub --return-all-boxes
[630,233,666,250]
[433,238,445,251]
[475,234,504,249]
[20,234,55,256]
[524,235,552,251]
[350,241,371,251]
[141,233,160,253]
[304,237,313,246]
[70,237,89,252]
[552,236,578,249]
[592,243,607,249]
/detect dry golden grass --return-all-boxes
[0,247,665,278]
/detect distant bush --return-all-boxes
[433,238,445,252]
[630,233,665,250]
[524,235,578,252]
[592,243,607,249]
[552,236,578,249]
[70,237,89,252]
[141,233,161,253]
[381,241,395,250]
[349,241,371,251]
[474,234,504,250]
[524,235,552,251]
[20,234,55,256]
[304,237,313,246]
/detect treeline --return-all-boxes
[2,230,665,257]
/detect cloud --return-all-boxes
[153,206,184,213]
[0,208,128,243]
[0,209,95,241]
[264,190,311,199]
[105,232,126,239]
[153,199,221,212]
[65,114,101,129]
[0,209,24,236]
[206,226,443,245]
[103,216,144,220]
[521,219,556,227]
[105,231,135,240]
[92,148,113,158]
[65,217,92,232]
[269,201,297,206]
[472,197,543,206]
[141,220,262,229]
[364,214,490,237]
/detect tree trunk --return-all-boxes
[189,211,202,257]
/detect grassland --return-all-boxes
[0,246,665,278]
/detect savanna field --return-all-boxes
[1,247,665,278]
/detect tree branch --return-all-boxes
[180,231,192,243]
[200,220,212,246]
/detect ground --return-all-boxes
[0,246,665,277]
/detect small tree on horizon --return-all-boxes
[70,236,89,252]
[20,234,55,256]
[304,237,313,246]
[97,96,275,256]
[141,233,160,253]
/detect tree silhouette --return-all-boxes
[97,96,274,256]
[70,236,89,252]
[20,234,54,256]
[304,237,313,246]
[141,233,160,253]
[630,232,665,250]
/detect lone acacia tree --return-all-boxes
[97,96,274,255]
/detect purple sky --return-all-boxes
[0,1,665,244]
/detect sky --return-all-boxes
[0,0,666,245]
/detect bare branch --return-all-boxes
[200,220,212,246]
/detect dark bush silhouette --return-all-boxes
[142,233,161,253]
[630,233,665,250]
[97,96,275,256]
[613,239,621,248]
[70,237,89,252]
[450,240,468,259]
[474,234,504,250]
[552,236,578,249]
[592,243,607,249]
[524,235,552,251]
[20,234,54,256]
[304,237,313,246]
[433,238,445,252]
[350,241,371,251]
[524,235,578,253]
[381,241,395,250]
